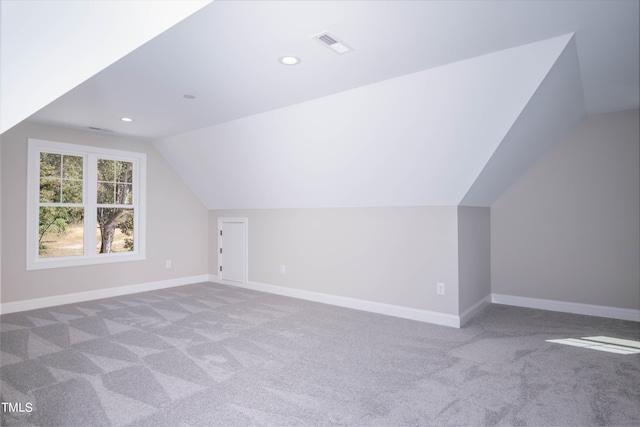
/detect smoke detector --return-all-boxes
[313,32,353,54]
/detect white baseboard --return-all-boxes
[208,275,461,328]
[9,276,633,327]
[0,274,209,315]
[491,293,640,322]
[459,295,491,327]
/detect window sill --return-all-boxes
[27,252,145,271]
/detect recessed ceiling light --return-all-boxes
[278,56,301,65]
[121,117,134,122]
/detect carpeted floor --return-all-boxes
[1,281,639,426]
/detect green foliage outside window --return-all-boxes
[38,153,135,257]
[38,153,84,256]
[96,159,134,253]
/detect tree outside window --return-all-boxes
[38,153,84,257]
[97,159,134,254]
[28,139,146,270]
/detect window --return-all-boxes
[27,139,146,270]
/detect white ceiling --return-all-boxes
[23,0,640,141]
[156,33,584,208]
[0,0,211,136]
[3,0,637,210]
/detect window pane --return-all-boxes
[97,182,114,204]
[116,161,133,183]
[40,178,61,203]
[29,140,146,270]
[96,208,134,254]
[116,183,133,205]
[40,153,61,178]
[97,159,115,181]
[63,155,83,179]
[40,153,83,204]
[62,180,83,203]
[39,207,84,258]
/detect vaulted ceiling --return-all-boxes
[2,1,639,209]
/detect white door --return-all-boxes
[219,219,246,283]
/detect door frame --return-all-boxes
[217,217,248,283]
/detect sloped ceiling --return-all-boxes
[19,1,639,140]
[461,35,585,206]
[156,34,583,208]
[3,1,638,209]
[0,0,212,134]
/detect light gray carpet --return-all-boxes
[1,282,639,426]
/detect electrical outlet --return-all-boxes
[280,265,286,274]
[437,282,445,295]
[165,260,172,269]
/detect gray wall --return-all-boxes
[0,133,3,302]
[1,122,209,304]
[492,109,640,309]
[4,109,636,320]
[458,206,491,314]
[210,207,460,315]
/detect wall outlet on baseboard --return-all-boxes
[165,260,172,269]
[437,282,445,295]
[280,264,286,274]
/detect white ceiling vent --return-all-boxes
[88,126,113,133]
[313,32,352,54]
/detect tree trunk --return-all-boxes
[99,210,124,253]
[100,223,115,253]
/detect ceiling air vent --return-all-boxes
[314,32,352,54]
[318,34,338,45]
[88,127,113,133]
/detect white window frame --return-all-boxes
[27,138,146,270]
